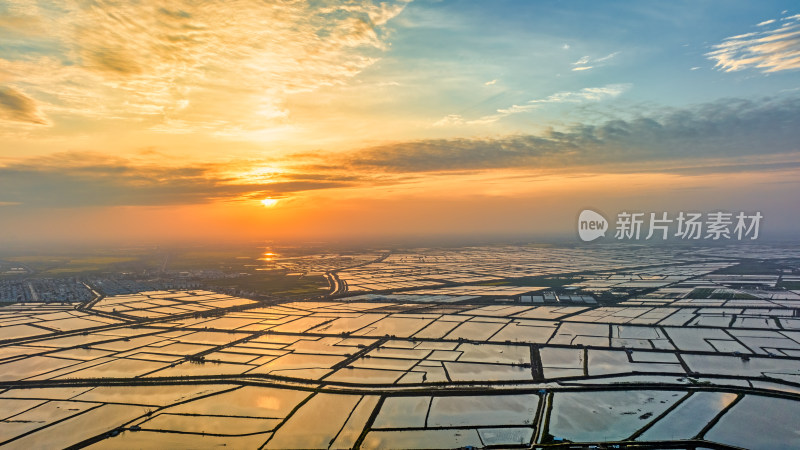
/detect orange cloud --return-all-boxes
[0,0,412,134]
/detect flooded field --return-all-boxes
[1,245,799,448]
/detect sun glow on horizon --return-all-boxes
[261,198,279,207]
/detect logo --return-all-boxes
[578,209,608,242]
[576,209,762,242]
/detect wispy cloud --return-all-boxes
[0,86,48,125]
[365,96,800,172]
[4,96,799,209]
[432,114,468,127]
[571,51,619,71]
[0,153,357,208]
[0,0,411,133]
[707,14,800,73]
[573,56,591,66]
[435,84,630,126]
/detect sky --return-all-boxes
[1,0,799,246]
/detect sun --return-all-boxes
[260,198,279,207]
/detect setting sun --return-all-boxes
[260,198,279,207]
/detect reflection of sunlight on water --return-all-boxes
[259,251,279,261]
[717,392,737,408]
[256,396,281,410]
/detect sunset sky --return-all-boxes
[1,0,799,245]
